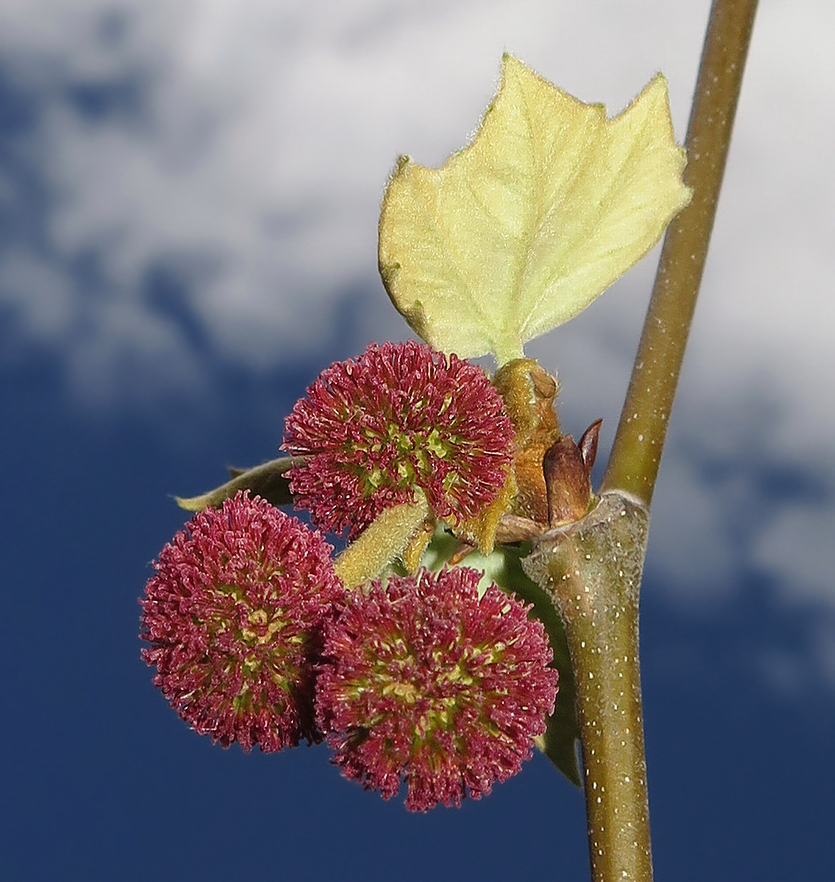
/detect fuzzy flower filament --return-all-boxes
[283,341,515,538]
[140,492,344,752]
[316,566,558,811]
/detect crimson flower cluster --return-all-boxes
[141,342,559,811]
[283,340,515,539]
[317,566,557,811]
[141,492,343,751]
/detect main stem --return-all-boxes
[532,3,759,881]
[523,492,652,881]
[573,586,649,882]
[601,0,759,503]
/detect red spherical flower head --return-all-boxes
[140,491,344,752]
[282,341,515,539]
[316,566,558,811]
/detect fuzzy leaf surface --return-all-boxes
[379,54,691,363]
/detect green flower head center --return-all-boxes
[203,584,306,706]
[353,421,459,496]
[356,640,493,744]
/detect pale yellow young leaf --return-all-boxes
[378,54,692,364]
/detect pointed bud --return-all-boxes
[543,419,602,527]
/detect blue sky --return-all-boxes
[2,2,834,880]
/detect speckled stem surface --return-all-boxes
[601,0,759,505]
[524,492,651,882]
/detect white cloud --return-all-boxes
[0,0,711,380]
[0,248,74,342]
[2,1,834,677]
[754,503,835,608]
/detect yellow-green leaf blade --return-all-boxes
[379,54,692,364]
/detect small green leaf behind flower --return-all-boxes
[175,456,302,511]
[379,54,692,365]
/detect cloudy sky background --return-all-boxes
[2,1,833,880]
